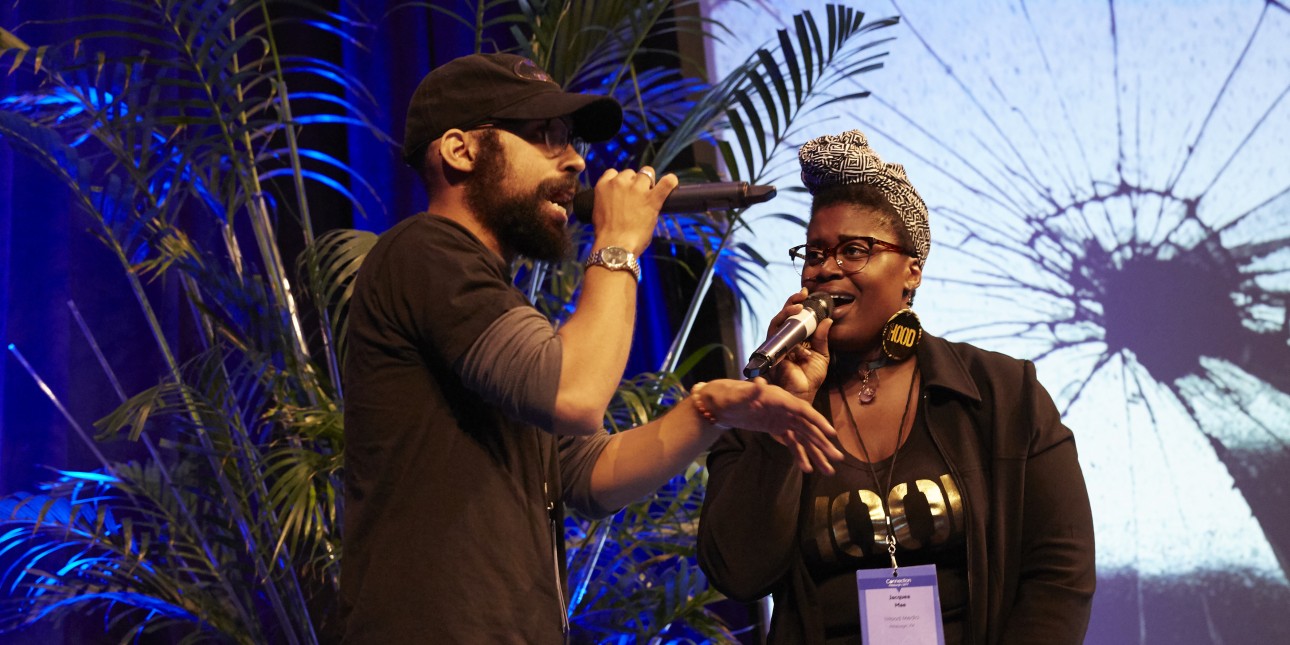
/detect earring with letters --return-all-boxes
[881,308,922,362]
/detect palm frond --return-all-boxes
[89,346,340,639]
[296,228,379,376]
[652,4,899,372]
[567,461,735,643]
[0,470,259,643]
[523,0,674,88]
[654,5,897,180]
[2,2,900,641]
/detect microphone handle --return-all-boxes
[743,314,816,379]
[742,292,833,379]
[570,181,776,221]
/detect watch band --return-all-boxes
[584,246,642,282]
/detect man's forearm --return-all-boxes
[588,396,722,510]
[552,265,638,434]
[588,378,842,507]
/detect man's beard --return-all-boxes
[464,131,575,262]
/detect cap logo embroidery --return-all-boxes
[513,58,553,83]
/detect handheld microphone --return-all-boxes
[570,181,776,221]
[742,292,833,379]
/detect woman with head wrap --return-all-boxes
[697,130,1095,644]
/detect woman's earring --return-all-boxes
[881,308,922,361]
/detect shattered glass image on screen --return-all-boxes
[708,1,1290,642]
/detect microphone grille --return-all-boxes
[803,292,833,319]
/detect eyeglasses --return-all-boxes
[788,237,912,276]
[472,117,589,158]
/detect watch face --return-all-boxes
[601,247,630,267]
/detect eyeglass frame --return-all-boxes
[468,117,590,158]
[788,236,914,276]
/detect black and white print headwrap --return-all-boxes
[799,129,931,262]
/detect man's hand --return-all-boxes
[590,165,678,255]
[695,378,843,475]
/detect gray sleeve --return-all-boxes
[459,306,614,517]
[558,432,614,518]
[457,306,563,432]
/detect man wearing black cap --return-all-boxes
[339,53,842,643]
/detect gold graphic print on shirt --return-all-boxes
[807,473,965,564]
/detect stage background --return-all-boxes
[1,1,1287,643]
[707,1,1290,643]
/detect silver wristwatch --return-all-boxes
[584,246,641,282]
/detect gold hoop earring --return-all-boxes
[881,308,922,362]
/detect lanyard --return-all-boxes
[836,364,919,577]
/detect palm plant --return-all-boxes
[0,1,372,641]
[0,0,899,642]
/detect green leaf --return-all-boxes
[0,26,31,52]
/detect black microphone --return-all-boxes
[742,292,833,379]
[571,181,776,221]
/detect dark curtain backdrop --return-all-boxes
[1,10,189,645]
[0,1,183,500]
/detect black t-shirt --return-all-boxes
[800,402,969,644]
[340,214,607,644]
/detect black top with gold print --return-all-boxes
[799,404,969,644]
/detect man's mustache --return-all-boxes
[537,175,580,199]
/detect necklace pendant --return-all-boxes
[857,364,881,405]
[857,383,877,404]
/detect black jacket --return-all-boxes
[698,333,1096,643]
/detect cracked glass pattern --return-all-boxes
[708,1,1290,641]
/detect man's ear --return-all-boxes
[437,129,477,174]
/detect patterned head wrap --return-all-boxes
[799,129,931,262]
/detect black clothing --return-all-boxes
[340,214,610,644]
[802,414,969,643]
[698,334,1095,644]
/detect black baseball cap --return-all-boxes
[401,53,623,165]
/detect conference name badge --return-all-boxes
[855,564,944,644]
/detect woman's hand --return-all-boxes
[697,378,843,474]
[766,288,833,401]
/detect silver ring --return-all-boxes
[640,168,656,187]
